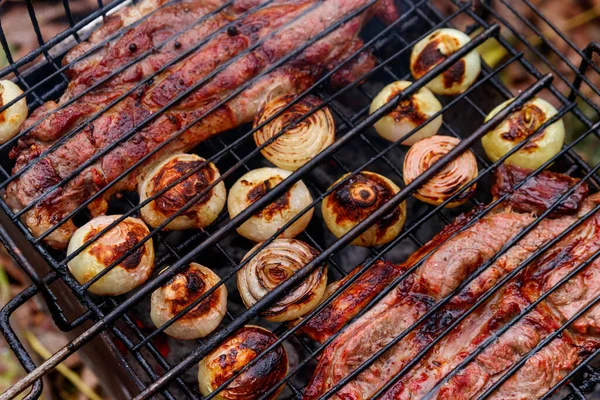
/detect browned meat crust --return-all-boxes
[293,208,482,344]
[5,0,399,249]
[492,164,588,217]
[382,194,600,400]
[303,167,589,400]
[296,166,587,346]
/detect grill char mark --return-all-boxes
[6,0,397,249]
[303,167,589,400]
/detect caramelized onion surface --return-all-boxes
[238,239,327,322]
[481,97,565,170]
[370,80,442,145]
[403,136,478,207]
[139,154,226,230]
[0,80,28,144]
[67,215,154,296]
[198,325,288,400]
[151,263,227,339]
[410,28,481,95]
[322,171,407,247]
[227,168,313,241]
[254,95,335,171]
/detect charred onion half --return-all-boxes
[253,95,335,171]
[67,215,154,296]
[228,167,313,241]
[150,263,227,339]
[322,171,407,247]
[198,325,288,400]
[139,154,226,230]
[481,97,565,170]
[238,239,327,322]
[0,80,28,144]
[410,28,481,95]
[403,136,478,207]
[369,80,442,145]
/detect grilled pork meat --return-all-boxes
[5,0,398,249]
[492,164,588,217]
[303,167,588,400]
[295,166,587,345]
[384,194,600,400]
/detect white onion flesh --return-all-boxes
[322,171,407,247]
[482,97,565,170]
[198,325,288,400]
[0,80,28,144]
[238,239,327,322]
[139,154,226,230]
[410,28,481,95]
[227,167,313,241]
[370,80,442,145]
[67,215,154,296]
[403,136,478,208]
[254,95,335,171]
[150,263,227,339]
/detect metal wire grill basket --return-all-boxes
[1,0,600,399]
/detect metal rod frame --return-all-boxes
[1,0,600,398]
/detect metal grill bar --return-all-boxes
[2,0,600,399]
[133,69,548,400]
[0,20,505,398]
[197,65,568,400]
[297,107,597,399]
[0,0,182,124]
[0,286,43,400]
[23,0,439,299]
[0,0,131,77]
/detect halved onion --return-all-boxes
[369,80,442,145]
[67,215,154,296]
[254,95,335,171]
[481,97,565,170]
[150,263,227,339]
[0,80,28,144]
[139,154,226,230]
[238,239,327,322]
[410,28,481,95]
[403,136,478,208]
[227,167,313,241]
[322,171,407,247]
[198,325,288,400]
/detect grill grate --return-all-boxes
[1,0,600,399]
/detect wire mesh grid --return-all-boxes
[1,0,600,398]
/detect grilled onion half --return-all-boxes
[198,325,288,400]
[322,171,407,247]
[139,154,226,230]
[481,97,565,170]
[410,28,481,95]
[238,239,327,322]
[0,80,28,144]
[403,136,478,208]
[228,167,313,241]
[67,215,154,296]
[150,263,227,339]
[369,81,442,145]
[254,95,335,171]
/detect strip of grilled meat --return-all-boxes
[296,166,588,345]
[383,193,600,399]
[303,166,589,400]
[5,0,397,249]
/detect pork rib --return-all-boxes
[303,167,588,400]
[294,166,588,345]
[5,0,398,248]
[386,194,600,399]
